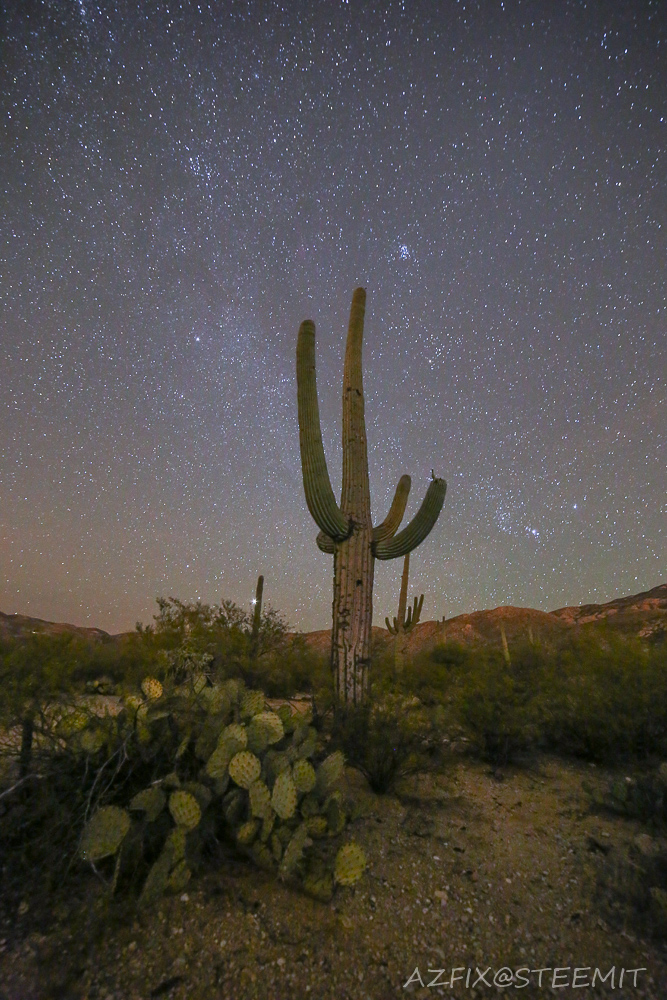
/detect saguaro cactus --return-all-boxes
[385,553,424,675]
[296,287,446,706]
[249,574,264,661]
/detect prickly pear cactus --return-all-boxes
[272,769,297,820]
[129,787,167,823]
[168,790,202,830]
[80,806,131,862]
[229,751,262,789]
[78,668,365,908]
[141,677,163,701]
[334,842,367,885]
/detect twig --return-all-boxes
[0,773,39,800]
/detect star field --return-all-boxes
[1,0,665,634]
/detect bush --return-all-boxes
[329,695,447,793]
[538,632,667,763]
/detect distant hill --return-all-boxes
[1,583,665,652]
[294,582,667,657]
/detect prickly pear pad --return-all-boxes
[334,842,367,885]
[80,806,131,861]
[228,750,262,789]
[272,769,297,819]
[141,677,163,701]
[168,790,202,830]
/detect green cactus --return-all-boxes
[249,574,264,661]
[77,670,365,908]
[272,769,297,819]
[129,787,167,823]
[240,689,265,719]
[334,842,367,885]
[141,677,163,701]
[315,750,345,798]
[229,750,262,789]
[385,552,424,674]
[80,806,131,862]
[296,287,446,705]
[292,759,317,794]
[168,790,202,830]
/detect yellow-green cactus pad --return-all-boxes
[236,818,260,846]
[200,685,229,715]
[80,727,106,754]
[162,772,181,789]
[303,871,334,901]
[168,790,202,830]
[167,859,191,893]
[249,779,272,819]
[326,792,346,835]
[271,769,297,820]
[252,711,284,744]
[246,718,270,755]
[165,825,187,862]
[80,806,131,862]
[265,750,291,787]
[315,750,345,796]
[292,759,316,794]
[279,823,312,879]
[220,723,248,750]
[305,816,328,838]
[123,694,143,715]
[248,841,275,871]
[141,677,163,701]
[270,831,283,861]
[129,786,167,823]
[240,689,265,718]
[260,811,275,842]
[229,750,261,789]
[334,842,367,885]
[57,709,90,738]
[182,781,212,811]
[175,731,191,759]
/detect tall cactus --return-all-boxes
[249,574,264,661]
[296,287,446,706]
[385,553,424,675]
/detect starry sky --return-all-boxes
[1,0,665,636]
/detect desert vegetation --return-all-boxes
[2,598,667,950]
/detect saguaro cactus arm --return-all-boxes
[297,320,351,541]
[316,529,335,554]
[373,477,447,560]
[372,475,411,542]
[404,593,424,631]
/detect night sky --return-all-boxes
[1,1,665,636]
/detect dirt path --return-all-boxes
[2,755,666,999]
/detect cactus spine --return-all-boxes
[296,287,446,706]
[385,552,424,674]
[249,574,263,661]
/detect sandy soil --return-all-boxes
[1,753,666,1000]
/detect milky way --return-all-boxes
[1,1,665,634]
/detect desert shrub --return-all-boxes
[451,647,542,765]
[400,641,473,706]
[329,695,447,793]
[588,762,667,829]
[538,632,667,763]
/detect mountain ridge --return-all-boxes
[2,583,664,651]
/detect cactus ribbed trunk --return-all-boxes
[394,553,410,675]
[249,574,264,661]
[296,287,447,708]
[332,289,373,703]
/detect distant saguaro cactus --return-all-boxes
[296,287,446,706]
[385,553,424,675]
[249,574,264,661]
